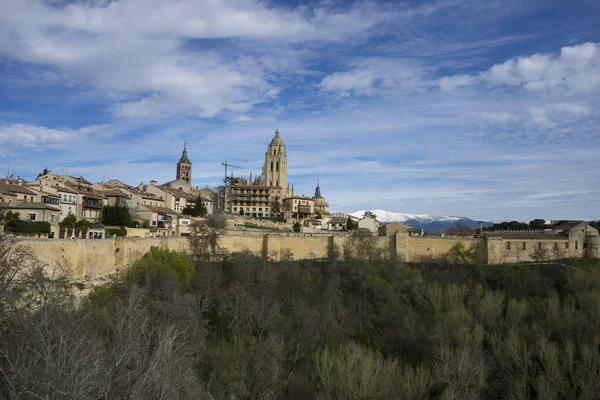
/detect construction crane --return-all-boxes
[221,160,243,179]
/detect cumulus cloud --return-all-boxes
[440,42,600,94]
[0,124,76,147]
[0,0,395,120]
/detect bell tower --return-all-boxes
[176,142,192,183]
[260,128,287,190]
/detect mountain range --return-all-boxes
[350,209,494,232]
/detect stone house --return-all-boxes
[378,221,410,236]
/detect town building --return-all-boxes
[312,180,330,217]
[130,205,177,236]
[218,184,283,217]
[358,216,379,234]
[283,196,315,219]
[378,221,410,236]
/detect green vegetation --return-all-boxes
[126,246,194,288]
[346,216,358,230]
[182,195,208,217]
[486,218,549,231]
[3,211,51,234]
[60,214,95,234]
[101,205,132,226]
[105,226,127,237]
[3,215,600,399]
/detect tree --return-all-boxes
[101,205,132,226]
[269,196,281,215]
[346,217,358,231]
[445,222,472,237]
[189,213,228,260]
[60,213,77,228]
[181,196,208,217]
[529,219,547,229]
[363,211,377,220]
[36,167,51,178]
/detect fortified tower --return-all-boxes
[260,128,287,190]
[176,142,192,184]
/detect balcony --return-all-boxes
[42,196,60,206]
[82,198,102,209]
[298,205,312,214]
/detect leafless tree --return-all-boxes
[189,213,228,261]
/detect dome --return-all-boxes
[270,128,285,146]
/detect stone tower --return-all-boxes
[176,142,192,183]
[260,128,287,190]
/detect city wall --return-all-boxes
[18,232,490,280]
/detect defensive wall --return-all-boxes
[16,231,599,280]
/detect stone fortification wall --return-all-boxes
[408,236,486,263]
[22,231,598,280]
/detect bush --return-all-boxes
[101,205,132,226]
[106,227,127,237]
[126,246,194,289]
[5,220,51,233]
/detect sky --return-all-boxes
[0,0,599,222]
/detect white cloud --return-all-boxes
[440,42,600,94]
[438,74,476,90]
[528,102,592,126]
[319,58,433,96]
[0,124,75,147]
[0,0,395,120]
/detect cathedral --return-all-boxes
[256,128,294,198]
[218,128,328,218]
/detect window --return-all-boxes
[565,242,569,249]
[522,242,526,250]
[554,242,558,250]
[28,212,36,221]
[233,207,237,211]
[576,241,579,250]
[538,242,542,250]
[276,161,279,171]
[506,242,511,250]
[51,214,55,222]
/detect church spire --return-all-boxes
[179,141,191,164]
[314,179,322,198]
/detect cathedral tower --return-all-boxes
[260,128,287,190]
[176,142,192,183]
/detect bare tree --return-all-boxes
[189,213,228,261]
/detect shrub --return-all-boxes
[126,246,194,289]
[5,220,51,233]
[106,227,127,237]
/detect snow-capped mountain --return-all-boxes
[350,209,493,232]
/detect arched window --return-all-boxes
[270,162,274,171]
[276,161,279,171]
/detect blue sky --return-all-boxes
[0,0,599,221]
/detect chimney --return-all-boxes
[138,182,144,192]
[150,180,157,186]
